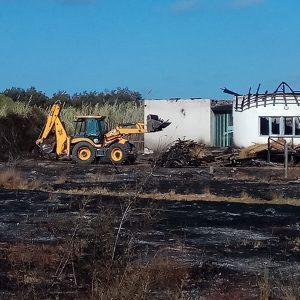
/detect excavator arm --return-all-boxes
[36,103,70,156]
[115,122,147,135]
[104,115,171,142]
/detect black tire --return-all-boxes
[72,142,96,164]
[107,143,130,165]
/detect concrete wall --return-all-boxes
[144,99,211,152]
[233,96,300,147]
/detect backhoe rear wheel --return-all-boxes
[108,143,130,165]
[72,142,96,164]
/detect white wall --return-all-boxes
[144,99,211,151]
[233,96,300,147]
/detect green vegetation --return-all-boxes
[0,86,144,132]
[2,86,143,107]
[0,94,143,128]
[0,94,31,117]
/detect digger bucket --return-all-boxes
[146,114,171,132]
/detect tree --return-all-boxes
[3,87,48,106]
[71,87,143,107]
[51,91,72,106]
[2,86,143,108]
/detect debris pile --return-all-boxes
[156,138,299,168]
[159,139,235,167]
[238,138,300,160]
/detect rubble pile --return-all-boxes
[157,138,298,168]
[159,139,236,167]
[238,138,288,159]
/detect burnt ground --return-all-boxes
[0,159,300,299]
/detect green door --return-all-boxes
[214,113,233,147]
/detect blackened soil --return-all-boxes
[0,160,300,298]
[14,159,300,200]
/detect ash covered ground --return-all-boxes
[0,158,300,299]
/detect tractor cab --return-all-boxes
[74,116,108,144]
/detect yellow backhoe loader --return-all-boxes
[36,103,170,165]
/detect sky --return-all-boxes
[0,0,300,99]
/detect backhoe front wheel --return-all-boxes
[72,142,96,164]
[108,143,130,165]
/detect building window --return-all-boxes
[271,117,280,135]
[259,116,300,136]
[284,117,293,135]
[295,118,300,135]
[260,117,269,135]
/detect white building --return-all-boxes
[144,82,300,152]
[232,82,300,148]
[144,98,233,152]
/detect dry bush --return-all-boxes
[239,191,257,201]
[0,169,22,188]
[0,169,40,189]
[145,256,189,292]
[0,169,26,189]
[89,256,189,300]
[4,241,82,296]
[259,267,270,300]
[289,237,300,252]
[54,174,67,184]
[257,268,300,300]
[7,244,65,267]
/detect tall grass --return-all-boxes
[0,94,144,133]
[0,94,31,117]
[55,102,144,133]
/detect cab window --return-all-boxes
[86,119,99,136]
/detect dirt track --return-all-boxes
[1,159,300,299]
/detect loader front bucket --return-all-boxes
[147,114,171,132]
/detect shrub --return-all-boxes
[0,169,40,189]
